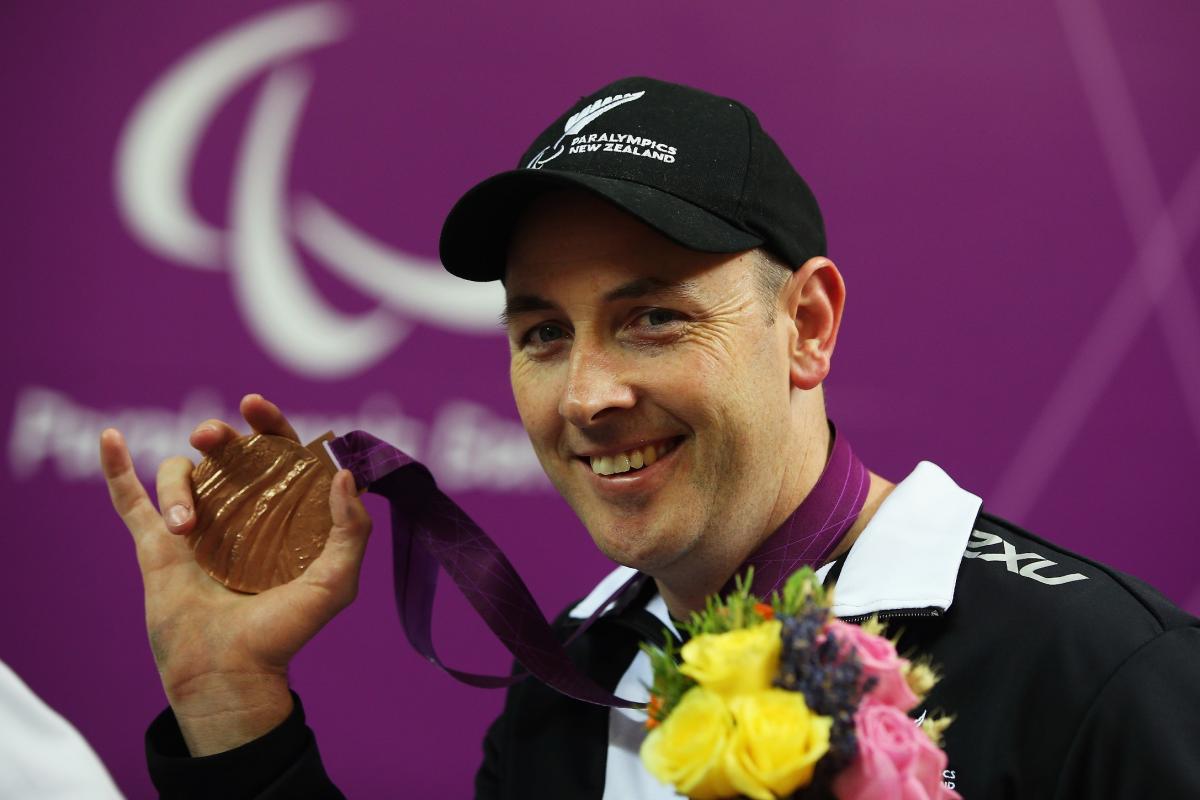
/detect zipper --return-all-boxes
[840,606,942,624]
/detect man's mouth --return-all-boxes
[586,437,682,477]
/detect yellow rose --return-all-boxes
[640,687,738,799]
[724,689,833,800]
[679,620,782,697]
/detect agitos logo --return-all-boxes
[114,2,502,379]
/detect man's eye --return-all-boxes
[525,323,566,346]
[636,308,682,327]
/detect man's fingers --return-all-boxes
[189,419,241,453]
[301,470,371,605]
[241,394,300,442]
[100,428,163,540]
[187,395,300,453]
[156,456,197,535]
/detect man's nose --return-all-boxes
[558,340,636,427]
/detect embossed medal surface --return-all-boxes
[189,433,336,593]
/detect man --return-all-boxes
[101,77,1200,798]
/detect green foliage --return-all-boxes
[679,567,772,638]
[771,566,830,617]
[641,636,695,722]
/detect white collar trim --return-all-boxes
[571,461,981,621]
[820,461,980,617]
[569,565,640,619]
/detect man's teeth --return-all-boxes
[590,442,665,476]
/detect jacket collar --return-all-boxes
[570,460,981,622]
[816,461,981,617]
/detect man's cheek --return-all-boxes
[509,355,554,399]
[511,378,558,431]
[675,327,741,372]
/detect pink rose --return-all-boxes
[826,620,918,711]
[833,702,961,800]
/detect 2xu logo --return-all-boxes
[963,531,1089,586]
[114,2,503,379]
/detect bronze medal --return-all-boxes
[188,433,338,594]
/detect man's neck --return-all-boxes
[653,430,895,620]
[826,469,895,561]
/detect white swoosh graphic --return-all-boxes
[114,1,502,379]
[229,66,403,378]
[115,2,348,267]
[294,197,503,331]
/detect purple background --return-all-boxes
[3,1,1198,797]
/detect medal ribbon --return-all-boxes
[328,422,867,709]
[739,423,871,597]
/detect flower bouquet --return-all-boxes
[640,568,960,800]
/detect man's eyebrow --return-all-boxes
[500,294,554,328]
[602,277,700,303]
[500,278,700,327]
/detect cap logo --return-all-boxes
[526,90,645,169]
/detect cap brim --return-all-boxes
[439,170,764,282]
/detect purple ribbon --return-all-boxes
[328,422,868,709]
[329,431,642,708]
[740,423,871,597]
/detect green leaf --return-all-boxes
[640,635,695,721]
[679,566,774,638]
[772,566,829,617]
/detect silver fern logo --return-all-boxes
[526,91,646,169]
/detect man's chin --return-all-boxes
[585,521,688,575]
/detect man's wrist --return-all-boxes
[166,672,293,756]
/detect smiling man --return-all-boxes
[104,77,1200,799]
[496,191,889,617]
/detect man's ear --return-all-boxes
[781,257,846,390]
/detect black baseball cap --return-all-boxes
[439,76,826,282]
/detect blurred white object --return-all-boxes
[0,659,123,799]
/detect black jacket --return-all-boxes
[147,467,1200,799]
[472,511,1200,799]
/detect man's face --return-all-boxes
[504,193,798,576]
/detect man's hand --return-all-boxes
[100,394,372,756]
